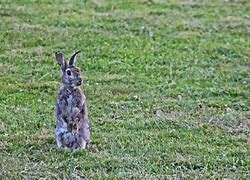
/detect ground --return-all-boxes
[0,0,249,179]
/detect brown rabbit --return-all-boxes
[55,51,91,150]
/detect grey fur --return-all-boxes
[55,51,91,150]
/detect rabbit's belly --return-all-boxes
[55,127,86,149]
[65,95,73,112]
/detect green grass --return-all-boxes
[0,0,249,178]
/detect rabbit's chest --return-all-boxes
[59,94,83,115]
[65,95,74,110]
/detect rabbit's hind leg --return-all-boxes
[77,136,87,149]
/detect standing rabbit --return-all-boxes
[55,51,91,150]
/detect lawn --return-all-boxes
[0,0,249,178]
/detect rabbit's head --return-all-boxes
[55,51,83,87]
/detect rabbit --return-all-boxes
[54,51,91,150]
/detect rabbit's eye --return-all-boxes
[66,70,71,76]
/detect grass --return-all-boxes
[0,0,249,178]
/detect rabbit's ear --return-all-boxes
[69,51,80,66]
[55,52,67,70]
